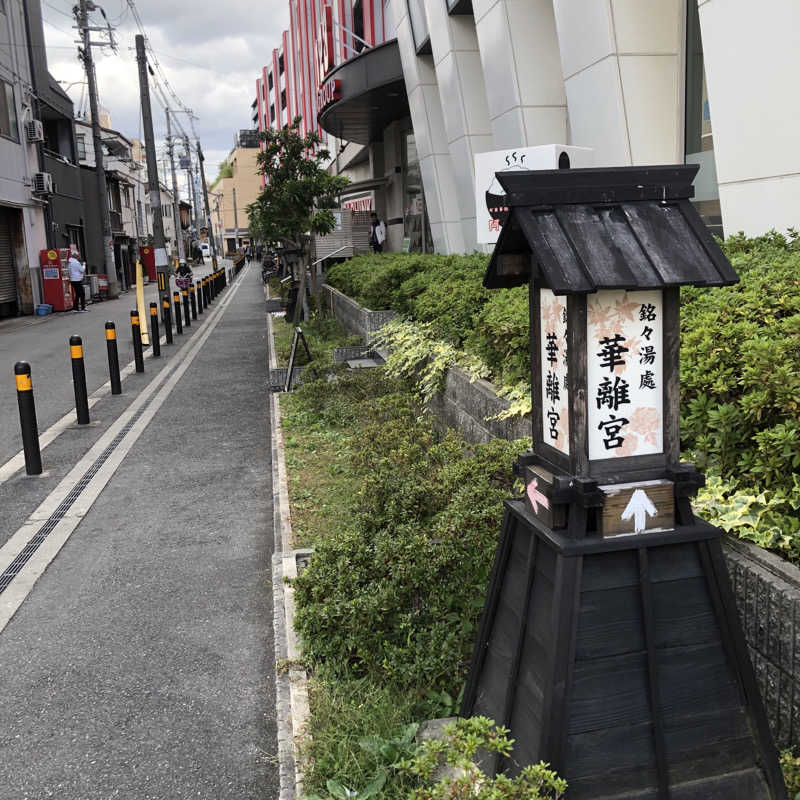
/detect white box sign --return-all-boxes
[474,145,593,245]
[587,290,664,460]
[540,288,569,455]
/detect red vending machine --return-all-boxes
[41,249,73,311]
[140,246,157,281]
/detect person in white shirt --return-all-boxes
[370,212,386,253]
[67,253,87,312]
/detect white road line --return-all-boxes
[0,338,162,485]
[0,267,248,634]
[0,283,221,486]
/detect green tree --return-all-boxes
[247,117,349,320]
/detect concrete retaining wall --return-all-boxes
[724,537,800,750]
[321,284,397,344]
[324,283,800,749]
[427,366,529,443]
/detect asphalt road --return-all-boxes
[0,264,278,799]
[0,265,217,467]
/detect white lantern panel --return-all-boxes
[587,290,663,460]
[540,288,570,455]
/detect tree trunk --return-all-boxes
[293,251,308,326]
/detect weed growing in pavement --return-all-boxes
[398,717,567,800]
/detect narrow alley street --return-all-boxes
[0,265,278,799]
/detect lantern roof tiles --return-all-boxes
[484,164,739,293]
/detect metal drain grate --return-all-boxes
[0,407,146,596]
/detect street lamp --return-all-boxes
[461,163,785,798]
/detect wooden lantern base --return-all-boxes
[461,500,786,799]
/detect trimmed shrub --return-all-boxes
[291,369,527,694]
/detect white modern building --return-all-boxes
[388,0,799,252]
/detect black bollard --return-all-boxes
[105,322,122,395]
[15,362,42,475]
[130,311,145,373]
[204,276,211,305]
[70,334,90,424]
[196,280,203,315]
[182,288,191,328]
[163,297,174,345]
[149,303,161,357]
[173,292,183,335]
[190,284,197,320]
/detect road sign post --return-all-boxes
[461,165,786,799]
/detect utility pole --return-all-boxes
[134,34,169,307]
[165,109,185,265]
[196,140,218,269]
[214,193,223,255]
[232,186,239,251]
[76,0,119,297]
[183,138,197,249]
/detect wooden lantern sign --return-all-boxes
[462,165,786,799]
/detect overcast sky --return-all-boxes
[41,0,286,187]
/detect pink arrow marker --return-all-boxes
[526,478,550,514]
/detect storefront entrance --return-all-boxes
[0,207,19,318]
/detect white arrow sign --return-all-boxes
[621,489,657,534]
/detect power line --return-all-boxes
[42,17,73,36]
[43,1,74,19]
[123,0,198,139]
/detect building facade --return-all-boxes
[389,0,799,251]
[253,0,428,254]
[76,121,177,289]
[0,0,46,316]
[0,0,89,316]
[213,131,262,253]
[255,0,798,256]
[23,0,87,270]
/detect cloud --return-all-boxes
[41,0,283,180]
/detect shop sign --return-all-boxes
[316,5,335,81]
[587,290,664,460]
[317,78,341,110]
[474,145,594,245]
[540,289,570,455]
[343,193,374,211]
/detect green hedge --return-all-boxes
[292,369,526,694]
[325,232,800,555]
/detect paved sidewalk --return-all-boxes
[0,263,225,466]
[0,265,278,798]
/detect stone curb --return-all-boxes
[267,285,310,800]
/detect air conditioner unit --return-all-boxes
[25,119,45,143]
[33,172,53,195]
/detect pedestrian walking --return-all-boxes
[68,252,88,312]
[176,261,193,290]
[370,212,386,254]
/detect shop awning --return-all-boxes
[318,40,409,144]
